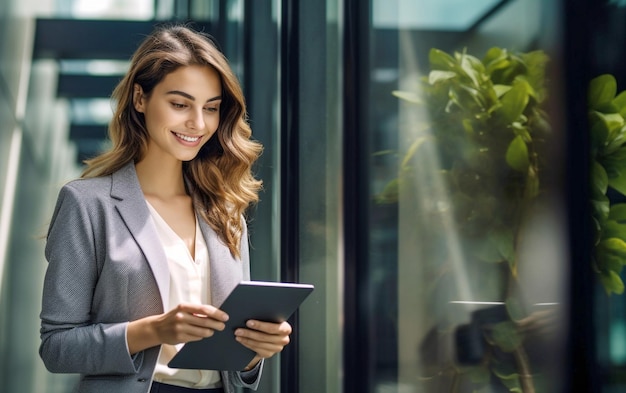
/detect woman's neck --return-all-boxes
[135,156,187,199]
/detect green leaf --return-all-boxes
[598,147,626,196]
[499,376,522,393]
[392,90,423,105]
[511,122,532,142]
[499,82,530,124]
[590,115,610,151]
[589,74,617,110]
[594,112,624,143]
[591,160,609,197]
[597,251,624,273]
[591,198,610,224]
[401,136,432,169]
[375,179,399,204]
[609,204,626,223]
[514,77,537,100]
[521,50,550,101]
[494,229,516,264]
[599,270,625,295]
[493,84,512,98]
[609,171,626,196]
[595,101,620,114]
[491,362,523,392]
[505,136,529,172]
[483,47,507,68]
[505,296,527,321]
[604,126,626,155]
[459,53,484,87]
[460,84,487,109]
[600,238,626,259]
[601,220,626,241]
[428,70,457,85]
[447,87,465,112]
[613,90,626,118]
[490,321,523,352]
[429,48,457,71]
[483,47,504,61]
[601,146,626,179]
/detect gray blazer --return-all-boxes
[39,162,263,393]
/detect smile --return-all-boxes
[173,132,201,142]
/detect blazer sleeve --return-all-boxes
[39,184,141,375]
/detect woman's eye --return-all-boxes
[172,103,186,109]
[205,106,219,113]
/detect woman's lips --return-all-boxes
[173,131,202,143]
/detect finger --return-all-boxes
[245,320,292,335]
[159,319,216,344]
[235,336,286,358]
[189,314,226,331]
[179,324,217,341]
[170,309,225,332]
[176,303,229,322]
[234,327,290,346]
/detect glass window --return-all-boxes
[295,0,344,392]
[355,1,570,391]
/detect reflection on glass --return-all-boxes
[69,0,154,19]
[368,1,568,392]
[373,0,505,31]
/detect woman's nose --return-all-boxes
[186,109,205,130]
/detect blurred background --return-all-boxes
[0,0,625,392]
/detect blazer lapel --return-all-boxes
[198,219,244,307]
[110,162,170,312]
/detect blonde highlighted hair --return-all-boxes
[82,24,262,257]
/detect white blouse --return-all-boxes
[146,201,222,389]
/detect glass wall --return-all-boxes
[294,0,344,391]
[348,0,571,392]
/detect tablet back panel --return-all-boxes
[168,281,314,371]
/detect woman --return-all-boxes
[39,24,291,393]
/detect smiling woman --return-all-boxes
[133,65,222,163]
[38,25,289,393]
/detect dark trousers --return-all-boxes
[150,381,224,393]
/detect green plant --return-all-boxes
[589,74,626,295]
[383,46,626,392]
[383,46,551,393]
[383,46,550,274]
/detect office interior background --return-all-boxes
[1,0,626,392]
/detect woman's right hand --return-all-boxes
[127,303,229,355]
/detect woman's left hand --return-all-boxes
[234,320,292,370]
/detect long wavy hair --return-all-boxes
[82,24,263,258]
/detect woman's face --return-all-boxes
[134,64,222,163]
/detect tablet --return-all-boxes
[168,281,314,371]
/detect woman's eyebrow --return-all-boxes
[166,90,222,102]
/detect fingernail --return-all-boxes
[247,321,255,328]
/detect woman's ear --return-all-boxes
[133,84,145,113]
